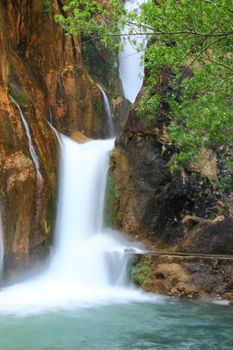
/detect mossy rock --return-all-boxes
[9,83,31,107]
[104,173,120,228]
[133,256,154,286]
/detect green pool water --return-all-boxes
[0,299,232,350]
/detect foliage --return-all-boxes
[135,0,233,174]
[56,0,233,179]
[82,39,117,78]
[55,0,125,48]
[105,173,120,227]
[94,101,104,118]
[133,258,153,285]
[43,0,52,15]
[217,176,233,190]
[108,174,120,199]
[9,83,31,107]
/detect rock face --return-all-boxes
[0,0,116,277]
[81,29,131,135]
[130,253,233,303]
[108,72,233,254]
[2,0,109,139]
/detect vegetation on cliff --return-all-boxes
[58,0,233,187]
[55,0,124,46]
[136,0,233,179]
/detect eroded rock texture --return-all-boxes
[0,0,115,276]
[108,69,233,254]
[130,253,233,303]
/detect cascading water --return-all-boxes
[119,0,148,103]
[10,96,43,189]
[97,84,115,137]
[0,134,155,315]
[48,136,127,287]
[0,4,232,349]
[0,0,155,316]
[48,107,63,148]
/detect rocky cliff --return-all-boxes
[107,69,233,254]
[0,0,120,277]
[106,66,233,301]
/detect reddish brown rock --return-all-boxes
[131,253,233,303]
[70,131,90,144]
[0,0,113,277]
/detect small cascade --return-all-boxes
[97,84,115,137]
[48,106,54,125]
[48,107,63,148]
[119,0,148,102]
[10,96,43,190]
[10,95,44,231]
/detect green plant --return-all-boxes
[94,102,104,118]
[55,0,125,48]
[9,83,31,106]
[56,0,233,180]
[133,258,153,285]
[216,176,233,190]
[43,0,52,15]
[105,173,120,227]
[134,0,233,173]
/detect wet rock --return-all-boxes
[178,218,233,255]
[70,131,90,144]
[130,253,233,303]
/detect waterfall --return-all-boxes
[119,0,148,102]
[10,96,43,190]
[0,135,153,315]
[0,1,156,316]
[47,135,130,287]
[97,84,115,137]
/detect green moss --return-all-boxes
[95,102,104,118]
[133,257,153,286]
[217,176,233,190]
[105,173,120,228]
[82,39,118,82]
[43,0,52,15]
[33,242,50,260]
[108,174,120,199]
[9,83,31,107]
[105,47,117,77]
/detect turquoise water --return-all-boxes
[0,299,232,350]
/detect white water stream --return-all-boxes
[119,0,148,102]
[48,107,63,148]
[97,84,115,137]
[10,96,43,189]
[48,136,127,287]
